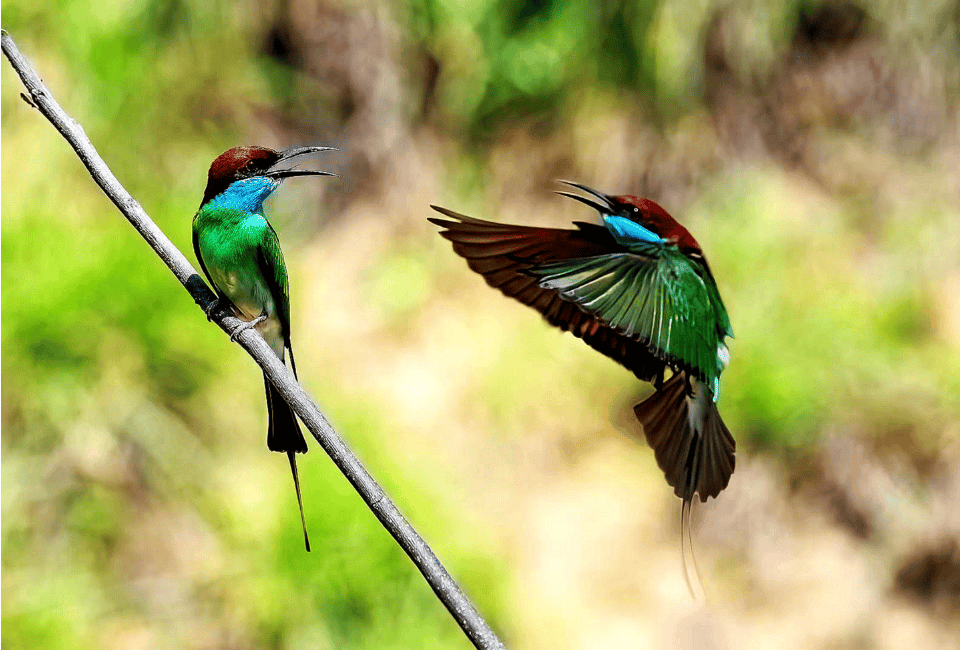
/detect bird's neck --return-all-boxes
[603,214,666,247]
[202,176,279,214]
[640,212,702,254]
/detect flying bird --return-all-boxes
[430,183,735,583]
[193,145,336,551]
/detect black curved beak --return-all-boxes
[266,145,339,179]
[554,180,614,214]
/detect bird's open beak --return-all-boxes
[555,180,615,214]
[266,146,339,179]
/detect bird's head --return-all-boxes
[557,181,702,254]
[200,145,336,209]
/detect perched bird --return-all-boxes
[193,145,336,551]
[430,183,735,574]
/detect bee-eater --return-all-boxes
[430,182,735,523]
[193,145,336,551]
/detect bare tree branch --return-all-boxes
[2,30,506,650]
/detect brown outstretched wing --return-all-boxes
[429,206,666,382]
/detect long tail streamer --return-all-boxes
[288,451,311,552]
[680,497,704,600]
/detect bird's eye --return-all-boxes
[632,206,640,214]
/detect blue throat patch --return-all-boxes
[208,176,280,214]
[603,215,667,246]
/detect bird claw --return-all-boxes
[203,297,223,322]
[229,314,267,342]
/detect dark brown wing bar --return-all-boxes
[429,206,666,382]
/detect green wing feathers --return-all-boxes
[528,249,726,389]
[256,227,290,328]
[256,229,298,378]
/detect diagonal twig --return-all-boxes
[2,30,506,650]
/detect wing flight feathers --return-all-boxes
[528,252,724,387]
[430,207,665,381]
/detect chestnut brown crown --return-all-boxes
[201,146,283,207]
[610,195,702,255]
[555,181,702,254]
[200,145,336,208]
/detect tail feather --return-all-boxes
[286,451,310,552]
[635,371,734,599]
[633,372,735,503]
[680,498,705,600]
[265,374,307,454]
[264,374,310,551]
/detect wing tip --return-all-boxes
[427,216,453,228]
[430,205,467,221]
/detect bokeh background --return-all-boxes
[3,0,960,648]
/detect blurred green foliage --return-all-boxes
[413,0,660,138]
[4,0,960,647]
